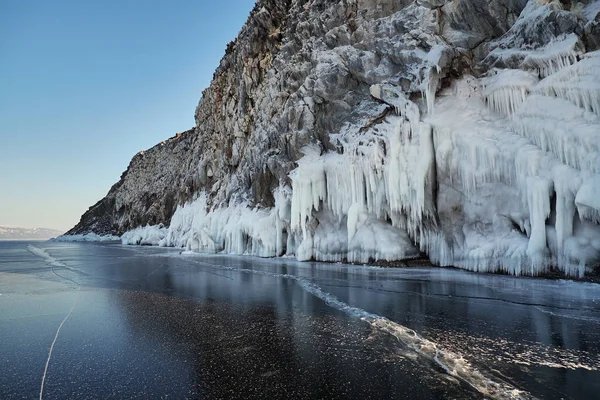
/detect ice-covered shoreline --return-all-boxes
[113,42,600,278]
[55,233,121,243]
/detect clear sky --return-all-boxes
[0,0,256,232]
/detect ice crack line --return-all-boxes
[187,259,533,400]
[39,287,80,400]
[25,245,80,400]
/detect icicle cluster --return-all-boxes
[521,34,583,78]
[427,51,600,277]
[481,69,538,116]
[289,114,432,263]
[156,189,292,258]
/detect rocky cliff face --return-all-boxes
[69,0,600,277]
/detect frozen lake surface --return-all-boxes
[1,241,600,399]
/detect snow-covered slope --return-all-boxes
[0,226,64,240]
[68,0,600,277]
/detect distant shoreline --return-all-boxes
[0,238,53,242]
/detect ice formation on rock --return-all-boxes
[136,4,599,277]
[481,69,539,117]
[282,44,600,277]
[159,190,291,258]
[70,0,600,278]
[121,225,168,246]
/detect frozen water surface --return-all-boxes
[1,241,600,399]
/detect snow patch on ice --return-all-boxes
[435,330,600,377]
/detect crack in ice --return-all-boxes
[25,245,80,400]
[39,288,80,400]
[188,258,533,400]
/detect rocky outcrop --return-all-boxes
[68,129,195,234]
[68,0,600,278]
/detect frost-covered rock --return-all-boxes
[68,0,600,277]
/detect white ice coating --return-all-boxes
[156,189,291,258]
[426,53,600,277]
[121,225,168,246]
[289,130,425,263]
[481,69,539,116]
[489,0,585,78]
[520,33,583,78]
[121,2,600,278]
[534,55,600,115]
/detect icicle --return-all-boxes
[525,178,553,272]
[489,33,584,78]
[416,123,434,213]
[422,66,440,116]
[370,84,420,136]
[421,43,448,116]
[521,34,583,78]
[575,175,600,224]
[481,69,538,116]
[513,95,600,174]
[290,145,326,238]
[534,56,600,116]
[553,168,577,255]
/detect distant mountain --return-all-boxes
[0,226,64,240]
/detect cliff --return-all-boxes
[68,0,600,277]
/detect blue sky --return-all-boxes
[0,0,255,231]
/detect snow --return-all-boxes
[55,233,121,242]
[583,1,600,21]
